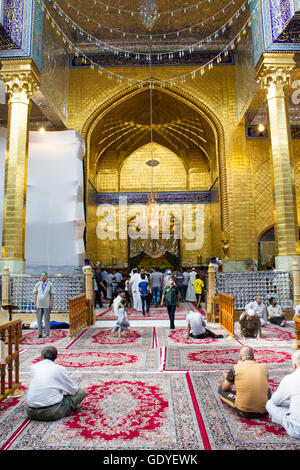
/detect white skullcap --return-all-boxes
[247,309,255,317]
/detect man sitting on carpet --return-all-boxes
[267,297,287,327]
[218,346,271,419]
[185,308,224,340]
[26,346,86,422]
[239,309,261,338]
[266,350,300,439]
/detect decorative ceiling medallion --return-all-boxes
[146,159,160,167]
[139,0,159,30]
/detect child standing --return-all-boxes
[111,299,130,337]
[192,274,205,309]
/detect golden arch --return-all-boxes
[81,80,229,241]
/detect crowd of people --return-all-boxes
[91,265,205,333]
[23,267,300,441]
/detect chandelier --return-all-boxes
[134,56,169,237]
[139,0,159,30]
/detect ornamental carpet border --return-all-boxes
[67,327,154,350]
[19,348,160,372]
[164,347,294,371]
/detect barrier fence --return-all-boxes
[218,292,235,338]
[69,294,88,338]
[0,320,22,402]
[9,274,84,313]
[215,271,293,310]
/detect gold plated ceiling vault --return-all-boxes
[91,87,216,172]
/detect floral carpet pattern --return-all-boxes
[1,316,299,450]
[164,347,293,371]
[97,301,196,321]
[68,327,154,350]
[19,329,69,348]
[156,327,237,349]
[19,348,159,372]
[1,374,204,450]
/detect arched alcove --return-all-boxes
[81,81,229,265]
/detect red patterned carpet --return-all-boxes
[1,321,299,451]
[189,370,300,450]
[96,301,198,320]
[164,347,293,371]
[20,329,69,347]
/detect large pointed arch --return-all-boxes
[81,79,229,245]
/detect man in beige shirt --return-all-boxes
[34,271,54,338]
[218,346,271,419]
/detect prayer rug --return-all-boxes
[97,302,197,320]
[19,349,159,372]
[19,330,69,348]
[189,370,300,450]
[156,327,237,348]
[0,373,205,450]
[164,347,293,371]
[67,327,154,350]
[234,323,295,349]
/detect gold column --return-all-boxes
[0,60,40,273]
[84,265,95,324]
[256,53,299,270]
[206,262,216,321]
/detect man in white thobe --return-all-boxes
[130,270,142,311]
[245,295,267,326]
[185,268,197,302]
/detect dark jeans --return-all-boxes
[109,291,117,307]
[152,286,161,307]
[167,304,176,329]
[177,286,185,301]
[217,385,270,419]
[195,293,204,308]
[141,294,151,315]
[189,329,220,339]
[269,317,285,326]
[125,291,131,306]
[94,289,102,308]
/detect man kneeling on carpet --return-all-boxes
[239,309,261,338]
[26,346,86,421]
[185,308,224,340]
[218,346,271,419]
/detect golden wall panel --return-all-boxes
[97,170,119,193]
[247,137,274,241]
[119,143,187,192]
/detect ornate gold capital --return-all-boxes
[255,53,295,89]
[0,59,40,101]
